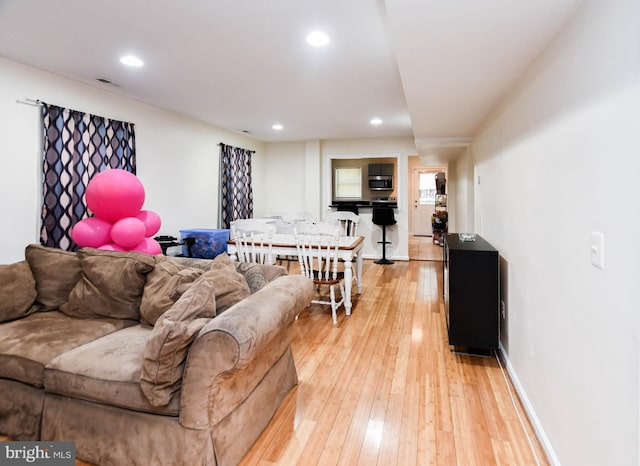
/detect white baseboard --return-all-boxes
[498,343,561,466]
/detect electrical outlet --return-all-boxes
[500,300,506,319]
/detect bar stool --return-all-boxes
[372,206,396,265]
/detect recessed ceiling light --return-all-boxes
[120,55,144,67]
[306,31,330,47]
[370,118,382,125]
[272,124,284,131]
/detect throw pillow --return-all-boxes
[165,256,213,272]
[235,262,268,294]
[208,253,251,314]
[25,244,82,311]
[61,248,155,320]
[169,255,250,310]
[261,264,288,283]
[0,261,38,322]
[140,256,204,326]
[140,272,218,407]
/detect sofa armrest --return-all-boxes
[179,274,312,429]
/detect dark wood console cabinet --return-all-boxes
[444,233,499,351]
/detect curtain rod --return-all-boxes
[16,98,42,107]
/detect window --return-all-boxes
[418,172,436,205]
[334,167,362,199]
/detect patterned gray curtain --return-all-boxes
[41,103,136,250]
[219,143,254,229]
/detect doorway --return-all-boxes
[411,168,445,236]
[408,161,447,261]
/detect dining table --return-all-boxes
[227,233,364,315]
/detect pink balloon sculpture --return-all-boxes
[98,243,127,252]
[71,168,163,255]
[85,169,145,222]
[131,237,162,255]
[136,210,162,237]
[71,217,112,248]
[110,217,147,249]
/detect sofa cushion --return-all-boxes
[0,260,38,323]
[165,256,213,271]
[259,264,288,283]
[166,255,285,295]
[140,272,218,407]
[235,262,269,294]
[208,253,251,314]
[44,326,179,416]
[0,311,136,387]
[61,248,155,320]
[169,254,251,314]
[140,257,203,326]
[25,244,82,311]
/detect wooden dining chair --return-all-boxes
[293,223,345,325]
[230,219,276,265]
[323,211,359,288]
[276,212,317,269]
[323,211,360,236]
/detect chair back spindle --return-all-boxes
[323,211,360,237]
[230,219,276,265]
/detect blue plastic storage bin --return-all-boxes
[179,228,230,259]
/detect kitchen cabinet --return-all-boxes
[367,163,394,176]
[444,233,499,351]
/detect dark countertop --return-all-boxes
[329,203,397,209]
[331,200,371,205]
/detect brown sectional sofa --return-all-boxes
[0,245,313,465]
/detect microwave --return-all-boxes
[369,175,393,191]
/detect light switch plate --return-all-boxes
[591,231,605,269]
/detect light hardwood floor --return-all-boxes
[239,259,548,466]
[409,234,445,261]
[2,259,548,466]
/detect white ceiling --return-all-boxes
[0,0,582,162]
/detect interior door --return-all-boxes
[412,169,437,236]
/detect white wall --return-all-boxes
[447,148,474,234]
[260,141,308,217]
[464,0,640,464]
[0,57,264,264]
